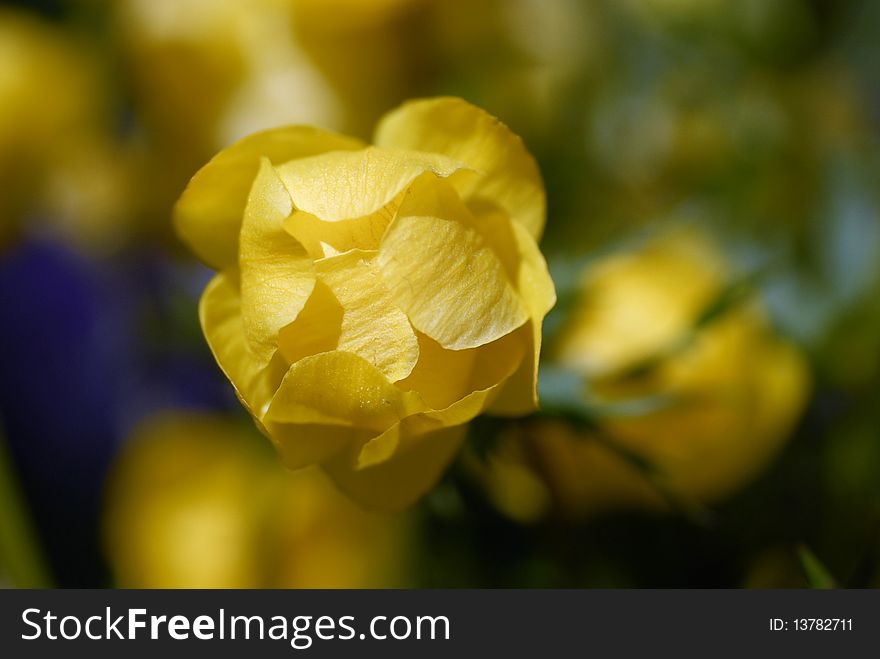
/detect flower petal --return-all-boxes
[356,328,526,469]
[264,423,367,470]
[199,271,287,420]
[374,97,546,239]
[469,209,557,318]
[486,319,542,416]
[175,125,365,269]
[276,280,344,366]
[283,207,395,259]
[275,146,466,222]
[265,351,426,432]
[316,249,419,382]
[396,326,527,409]
[377,176,528,350]
[203,281,360,471]
[323,425,466,511]
[510,220,557,318]
[394,332,477,409]
[239,160,316,366]
[483,220,555,416]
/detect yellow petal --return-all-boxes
[199,272,287,420]
[323,425,466,511]
[397,325,527,408]
[275,146,466,222]
[510,220,557,318]
[555,230,726,378]
[316,249,419,382]
[283,207,395,259]
[357,328,526,468]
[374,97,546,239]
[471,210,557,318]
[487,319,542,416]
[276,280,343,366]
[239,159,315,366]
[462,325,528,397]
[393,174,554,319]
[395,332,477,409]
[485,221,556,415]
[264,423,367,470]
[377,178,528,350]
[265,351,425,432]
[175,125,365,269]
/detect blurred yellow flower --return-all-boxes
[428,0,603,146]
[117,0,342,149]
[289,0,433,137]
[175,97,555,510]
[0,10,129,249]
[104,412,411,588]
[115,0,341,226]
[480,230,809,520]
[115,0,435,227]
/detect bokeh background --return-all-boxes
[1,0,879,588]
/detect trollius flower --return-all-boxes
[175,97,555,509]
[480,230,809,520]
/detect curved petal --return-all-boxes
[394,332,477,409]
[275,146,467,222]
[470,209,557,318]
[265,423,368,470]
[199,272,287,419]
[486,319,542,416]
[316,249,419,382]
[284,207,395,259]
[374,97,546,239]
[485,222,555,416]
[396,325,527,408]
[509,220,556,318]
[239,160,315,366]
[377,176,528,350]
[277,279,344,365]
[357,327,526,468]
[323,425,466,511]
[175,125,364,269]
[265,351,426,432]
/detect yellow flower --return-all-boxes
[104,412,411,588]
[115,0,342,226]
[175,97,555,510]
[116,0,440,240]
[290,0,460,140]
[0,10,128,249]
[480,230,808,520]
[116,0,344,147]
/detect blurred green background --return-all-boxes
[1,0,879,588]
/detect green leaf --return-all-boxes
[693,272,760,330]
[798,545,837,589]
